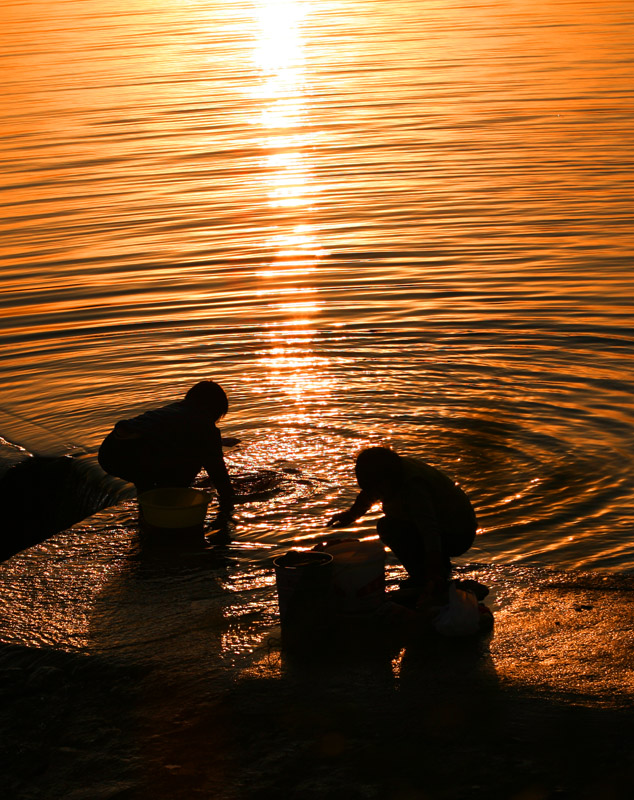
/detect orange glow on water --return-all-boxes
[1,0,634,571]
[247,0,334,428]
[250,0,318,216]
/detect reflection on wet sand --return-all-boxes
[3,520,633,798]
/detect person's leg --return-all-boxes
[442,496,477,557]
[153,465,199,489]
[98,433,137,482]
[134,465,200,501]
[98,434,157,491]
[376,517,432,585]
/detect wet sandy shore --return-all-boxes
[1,519,633,800]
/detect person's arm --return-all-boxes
[204,455,234,515]
[327,489,376,528]
[201,426,234,515]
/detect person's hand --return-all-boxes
[327,509,357,528]
[207,509,232,532]
[218,504,234,519]
[221,437,240,448]
[205,513,232,545]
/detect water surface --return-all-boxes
[1,0,634,576]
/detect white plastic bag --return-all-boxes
[431,581,481,637]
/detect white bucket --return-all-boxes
[325,539,386,614]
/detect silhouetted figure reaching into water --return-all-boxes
[98,380,236,521]
[328,446,477,602]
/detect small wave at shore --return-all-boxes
[0,438,134,562]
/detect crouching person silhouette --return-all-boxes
[98,380,235,529]
[328,447,477,602]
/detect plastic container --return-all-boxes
[273,550,334,645]
[138,487,211,540]
[324,539,386,613]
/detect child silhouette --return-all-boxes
[329,446,477,600]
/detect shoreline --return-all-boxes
[1,511,633,799]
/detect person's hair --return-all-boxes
[355,446,402,492]
[184,380,228,421]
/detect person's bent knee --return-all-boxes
[376,516,407,545]
[446,526,477,557]
[98,434,142,485]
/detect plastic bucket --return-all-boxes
[138,487,211,543]
[273,550,334,645]
[325,539,386,613]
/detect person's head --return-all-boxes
[354,446,403,495]
[184,380,228,421]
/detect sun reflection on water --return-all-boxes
[249,0,335,428]
[251,0,317,212]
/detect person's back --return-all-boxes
[114,400,219,465]
[98,380,233,510]
[397,456,476,535]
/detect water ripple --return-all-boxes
[1,0,634,573]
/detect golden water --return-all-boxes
[1,0,634,579]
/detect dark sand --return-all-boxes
[1,525,633,800]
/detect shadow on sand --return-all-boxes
[2,531,634,800]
